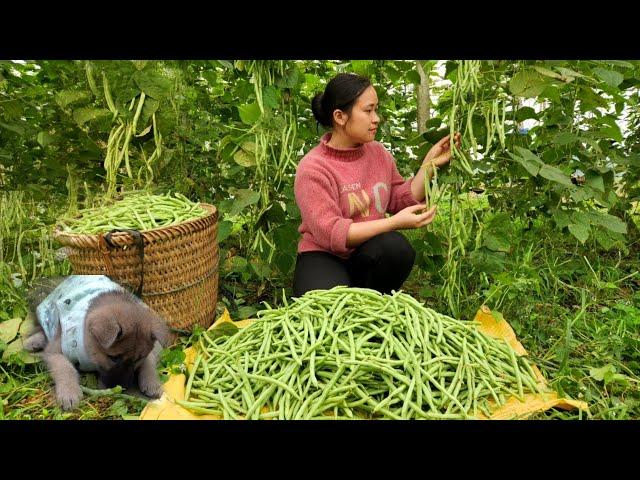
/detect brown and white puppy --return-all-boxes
[24,275,169,410]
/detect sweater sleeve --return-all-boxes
[385,149,420,214]
[294,163,353,255]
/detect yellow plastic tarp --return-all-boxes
[140,305,589,420]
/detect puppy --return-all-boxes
[24,275,169,410]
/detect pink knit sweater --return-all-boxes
[294,132,419,258]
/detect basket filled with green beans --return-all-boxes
[180,286,548,420]
[53,191,219,332]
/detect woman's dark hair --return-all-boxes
[311,73,372,128]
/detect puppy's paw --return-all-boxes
[139,375,163,399]
[24,332,47,352]
[56,383,83,411]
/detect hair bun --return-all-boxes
[311,93,330,127]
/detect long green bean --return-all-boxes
[181,286,545,420]
[58,191,207,234]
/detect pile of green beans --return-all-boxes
[179,286,544,420]
[58,192,207,234]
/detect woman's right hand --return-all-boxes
[389,204,437,230]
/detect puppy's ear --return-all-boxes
[89,316,122,349]
[151,315,170,348]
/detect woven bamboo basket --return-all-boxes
[52,203,219,333]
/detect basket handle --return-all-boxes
[100,229,145,298]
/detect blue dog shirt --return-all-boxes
[36,275,127,372]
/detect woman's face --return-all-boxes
[341,86,380,144]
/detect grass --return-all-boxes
[0,363,150,420]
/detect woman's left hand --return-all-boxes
[423,132,462,168]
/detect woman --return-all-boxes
[293,72,461,297]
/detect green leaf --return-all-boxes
[571,211,590,227]
[483,233,510,253]
[538,164,573,187]
[36,131,54,147]
[509,70,547,97]
[594,229,618,251]
[580,136,603,154]
[568,223,590,244]
[237,102,261,125]
[0,121,25,136]
[273,224,299,252]
[351,60,373,76]
[160,347,186,368]
[217,60,234,70]
[218,199,234,214]
[601,60,634,69]
[280,67,300,89]
[553,131,579,145]
[140,97,160,127]
[303,73,321,91]
[225,256,248,273]
[208,321,239,340]
[578,86,610,109]
[487,212,513,232]
[422,231,444,256]
[554,66,589,79]
[133,70,172,100]
[216,220,233,243]
[610,373,630,386]
[626,153,640,167]
[2,99,24,120]
[19,313,36,337]
[229,189,260,216]
[540,85,562,103]
[589,364,616,383]
[509,147,543,176]
[72,108,110,126]
[286,202,301,220]
[250,260,271,279]
[533,65,566,81]
[55,90,89,109]
[132,60,148,71]
[571,188,591,202]
[0,317,22,344]
[262,203,285,225]
[274,252,295,275]
[201,70,218,86]
[406,70,420,84]
[586,212,627,234]
[515,107,538,122]
[552,209,572,229]
[469,248,506,275]
[262,85,279,110]
[233,141,257,167]
[236,306,258,319]
[584,172,605,192]
[593,68,624,88]
[233,149,256,168]
[2,338,39,364]
[598,124,623,143]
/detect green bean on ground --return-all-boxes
[182,286,545,420]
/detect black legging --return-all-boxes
[293,231,416,298]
